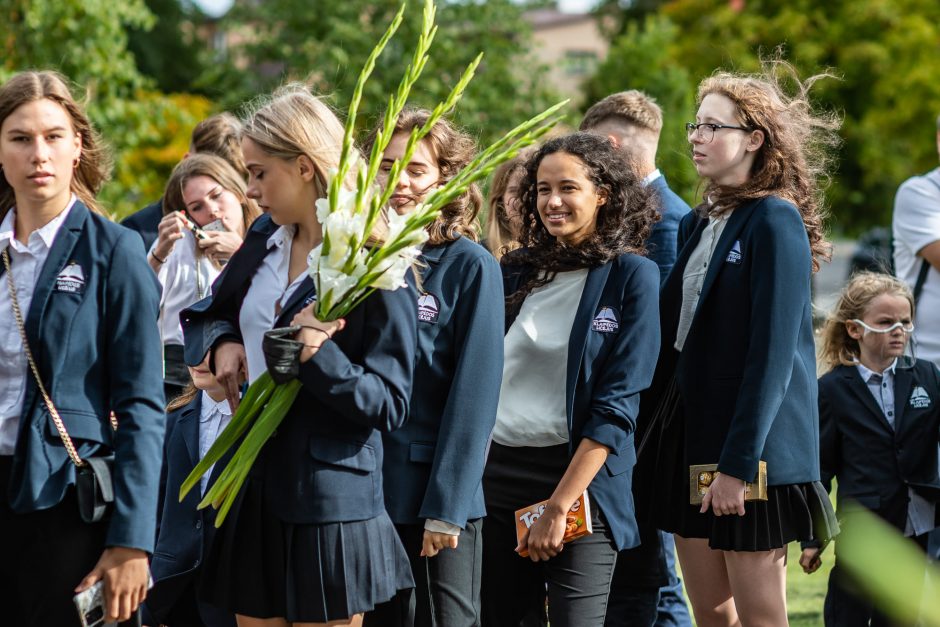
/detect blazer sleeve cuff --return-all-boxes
[717,454,760,484]
[581,419,628,454]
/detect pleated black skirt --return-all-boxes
[199,476,414,622]
[646,377,840,552]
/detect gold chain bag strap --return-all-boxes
[3,249,116,523]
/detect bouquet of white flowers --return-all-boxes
[180,0,566,525]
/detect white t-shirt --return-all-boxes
[151,230,219,346]
[492,268,589,447]
[893,167,940,367]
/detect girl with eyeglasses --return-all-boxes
[803,271,940,626]
[639,63,840,626]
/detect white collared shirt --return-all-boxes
[198,390,233,496]
[239,224,308,382]
[642,169,662,187]
[0,197,77,455]
[855,359,936,536]
[152,230,220,346]
[675,210,731,351]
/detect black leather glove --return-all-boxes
[262,325,304,385]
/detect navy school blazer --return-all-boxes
[181,214,418,524]
[660,195,819,486]
[501,251,661,551]
[145,393,235,627]
[382,236,504,528]
[646,175,691,284]
[818,360,940,532]
[2,200,165,552]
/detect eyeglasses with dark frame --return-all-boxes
[685,122,753,143]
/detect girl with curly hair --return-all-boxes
[642,61,841,626]
[362,109,505,627]
[481,132,661,626]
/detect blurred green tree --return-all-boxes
[210,0,560,144]
[597,0,940,233]
[0,0,212,218]
[127,0,211,95]
[581,15,699,206]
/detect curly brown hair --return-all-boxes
[505,132,659,306]
[695,60,840,272]
[484,152,529,260]
[363,108,482,246]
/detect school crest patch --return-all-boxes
[417,292,440,323]
[54,262,85,293]
[909,386,931,409]
[591,306,619,333]
[726,240,743,265]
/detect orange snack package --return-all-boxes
[514,491,593,558]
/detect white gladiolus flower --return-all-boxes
[371,246,422,290]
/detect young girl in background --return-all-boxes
[145,351,237,627]
[149,154,261,403]
[484,154,527,260]
[804,272,940,626]
[363,109,504,627]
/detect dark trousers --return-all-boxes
[0,455,141,627]
[366,518,483,627]
[824,532,929,627]
[480,442,618,627]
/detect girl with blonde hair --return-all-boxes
[181,84,416,627]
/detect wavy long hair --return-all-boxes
[485,153,528,260]
[0,71,111,217]
[363,108,482,246]
[506,132,659,307]
[695,60,840,272]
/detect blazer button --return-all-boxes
[195,520,203,530]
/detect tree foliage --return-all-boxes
[581,15,699,206]
[594,0,940,232]
[214,0,560,144]
[0,0,212,218]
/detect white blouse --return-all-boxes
[674,211,731,351]
[152,230,219,346]
[492,269,589,447]
[239,225,307,382]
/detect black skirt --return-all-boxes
[199,476,414,622]
[645,377,840,552]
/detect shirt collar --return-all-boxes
[266,224,295,251]
[200,390,232,421]
[0,195,77,253]
[642,169,662,186]
[855,358,898,383]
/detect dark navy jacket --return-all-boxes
[382,236,503,528]
[120,199,162,252]
[646,175,691,284]
[181,214,418,524]
[3,201,165,552]
[145,394,235,627]
[502,251,661,551]
[661,195,819,485]
[818,360,940,531]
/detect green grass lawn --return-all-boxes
[786,541,831,626]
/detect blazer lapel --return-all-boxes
[892,364,914,431]
[24,202,88,344]
[565,263,612,421]
[178,399,201,468]
[691,199,760,322]
[209,217,278,310]
[841,366,894,433]
[273,276,316,328]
